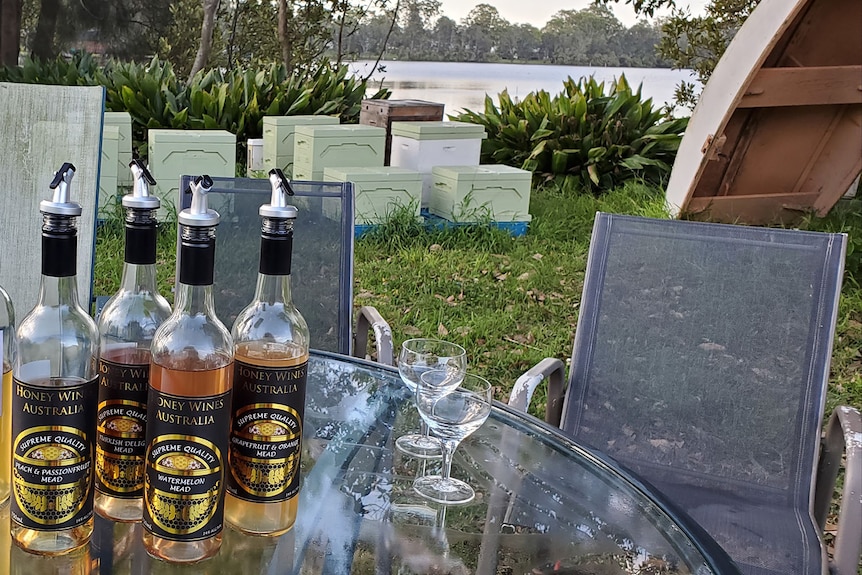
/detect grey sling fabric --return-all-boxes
[178,176,355,355]
[561,213,846,575]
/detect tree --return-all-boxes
[187,0,219,81]
[0,0,22,66]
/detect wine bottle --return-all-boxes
[0,282,15,505]
[12,163,100,554]
[142,175,233,563]
[224,169,309,536]
[95,160,171,522]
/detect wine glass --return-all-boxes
[397,339,467,459]
[412,373,492,504]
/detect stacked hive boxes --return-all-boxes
[323,166,422,225]
[99,126,120,214]
[292,124,387,181]
[429,165,533,234]
[103,112,134,187]
[147,129,236,218]
[389,121,486,209]
[262,115,339,177]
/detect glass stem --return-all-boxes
[440,439,458,482]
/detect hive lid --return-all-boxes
[295,124,385,139]
[148,129,236,144]
[323,166,422,183]
[263,115,339,127]
[391,121,487,140]
[664,0,862,224]
[432,164,532,182]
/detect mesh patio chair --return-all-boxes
[509,212,862,575]
[176,175,393,365]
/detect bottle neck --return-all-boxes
[173,282,216,316]
[37,275,81,308]
[254,273,293,306]
[119,262,160,294]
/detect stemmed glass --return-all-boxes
[397,338,467,458]
[413,372,492,504]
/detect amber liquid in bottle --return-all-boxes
[1,364,11,503]
[224,342,307,535]
[142,357,233,563]
[95,347,153,521]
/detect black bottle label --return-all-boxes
[95,359,149,498]
[142,389,231,542]
[11,378,98,531]
[227,360,307,503]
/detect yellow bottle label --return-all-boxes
[142,389,231,542]
[227,360,306,503]
[11,378,98,530]
[95,359,149,498]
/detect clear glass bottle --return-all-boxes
[95,161,171,522]
[142,175,234,563]
[0,282,16,504]
[225,169,309,536]
[12,164,100,555]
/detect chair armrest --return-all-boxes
[353,305,395,366]
[813,405,862,575]
[507,358,566,427]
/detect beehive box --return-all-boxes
[147,129,236,217]
[292,125,385,181]
[359,99,444,164]
[99,126,120,214]
[103,111,134,186]
[430,165,533,223]
[324,166,422,225]
[389,121,486,207]
[262,115,339,177]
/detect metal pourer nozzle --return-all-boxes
[41,162,82,217]
[124,159,160,210]
[178,175,219,227]
[261,168,298,220]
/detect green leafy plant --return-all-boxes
[452,75,688,194]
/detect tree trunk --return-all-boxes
[30,0,60,60]
[277,0,292,71]
[187,0,220,83]
[0,0,22,66]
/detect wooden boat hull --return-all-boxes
[665,0,862,224]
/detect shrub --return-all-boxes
[0,53,389,158]
[452,75,688,194]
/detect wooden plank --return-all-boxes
[0,83,104,313]
[739,66,862,107]
[686,192,823,224]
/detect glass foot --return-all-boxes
[396,433,442,459]
[413,475,475,505]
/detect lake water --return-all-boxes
[348,60,698,116]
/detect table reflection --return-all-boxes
[1,352,735,574]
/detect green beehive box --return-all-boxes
[430,165,533,223]
[148,129,236,217]
[323,166,422,225]
[104,111,134,186]
[292,125,385,181]
[99,126,120,214]
[263,115,339,177]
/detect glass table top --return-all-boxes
[1,351,739,574]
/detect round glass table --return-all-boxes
[2,351,740,574]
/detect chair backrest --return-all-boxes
[178,176,354,355]
[563,212,845,574]
[0,83,104,314]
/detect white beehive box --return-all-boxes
[263,115,340,177]
[99,126,120,215]
[292,124,385,181]
[323,166,422,225]
[389,121,486,207]
[430,165,532,223]
[103,111,134,186]
[147,129,236,217]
